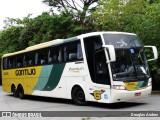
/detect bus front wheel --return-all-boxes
[72,87,86,105]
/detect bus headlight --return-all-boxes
[148,81,152,87]
[112,85,126,90]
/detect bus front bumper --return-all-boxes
[110,86,152,103]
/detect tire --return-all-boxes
[18,86,25,99]
[11,85,18,97]
[72,87,86,105]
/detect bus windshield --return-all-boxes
[111,48,150,81]
[103,33,150,81]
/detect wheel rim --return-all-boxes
[76,90,85,102]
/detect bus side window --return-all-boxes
[16,55,24,68]
[37,48,48,65]
[3,58,8,69]
[64,46,68,62]
[49,46,60,63]
[64,41,83,62]
[77,43,83,60]
[8,56,16,69]
[24,52,35,66]
[58,47,63,62]
[8,58,12,68]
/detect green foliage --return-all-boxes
[0,12,93,58]
[0,26,22,56]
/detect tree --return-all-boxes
[148,0,159,4]
[92,0,150,31]
[0,26,22,56]
[42,0,98,22]
[0,12,92,50]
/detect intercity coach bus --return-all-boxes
[2,32,158,105]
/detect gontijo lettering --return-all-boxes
[15,68,36,76]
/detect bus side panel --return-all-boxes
[63,62,93,101]
[31,63,68,98]
[2,66,42,95]
[29,65,52,95]
[36,77,67,98]
[2,70,23,93]
[2,70,11,93]
[64,62,111,103]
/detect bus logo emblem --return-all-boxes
[90,90,104,100]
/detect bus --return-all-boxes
[2,32,158,105]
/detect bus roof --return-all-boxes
[3,39,62,57]
[2,31,137,57]
[2,37,79,57]
[78,31,137,38]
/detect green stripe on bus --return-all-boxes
[136,81,144,88]
[34,65,53,90]
[42,63,66,91]
[136,80,148,89]
[142,80,148,87]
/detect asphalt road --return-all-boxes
[0,86,160,120]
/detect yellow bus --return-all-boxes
[2,32,158,105]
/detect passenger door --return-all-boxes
[83,36,111,103]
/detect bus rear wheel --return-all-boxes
[17,85,25,99]
[72,87,86,105]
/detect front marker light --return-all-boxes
[112,85,126,90]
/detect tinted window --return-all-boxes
[8,56,16,69]
[37,49,49,65]
[83,36,103,83]
[103,34,142,48]
[49,46,61,63]
[95,50,110,85]
[64,41,83,62]
[3,41,83,69]
[24,52,35,66]
[3,58,8,69]
[16,55,24,68]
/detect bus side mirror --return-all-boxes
[144,46,158,61]
[102,45,116,62]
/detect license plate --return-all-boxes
[135,92,141,96]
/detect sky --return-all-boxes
[0,0,50,30]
